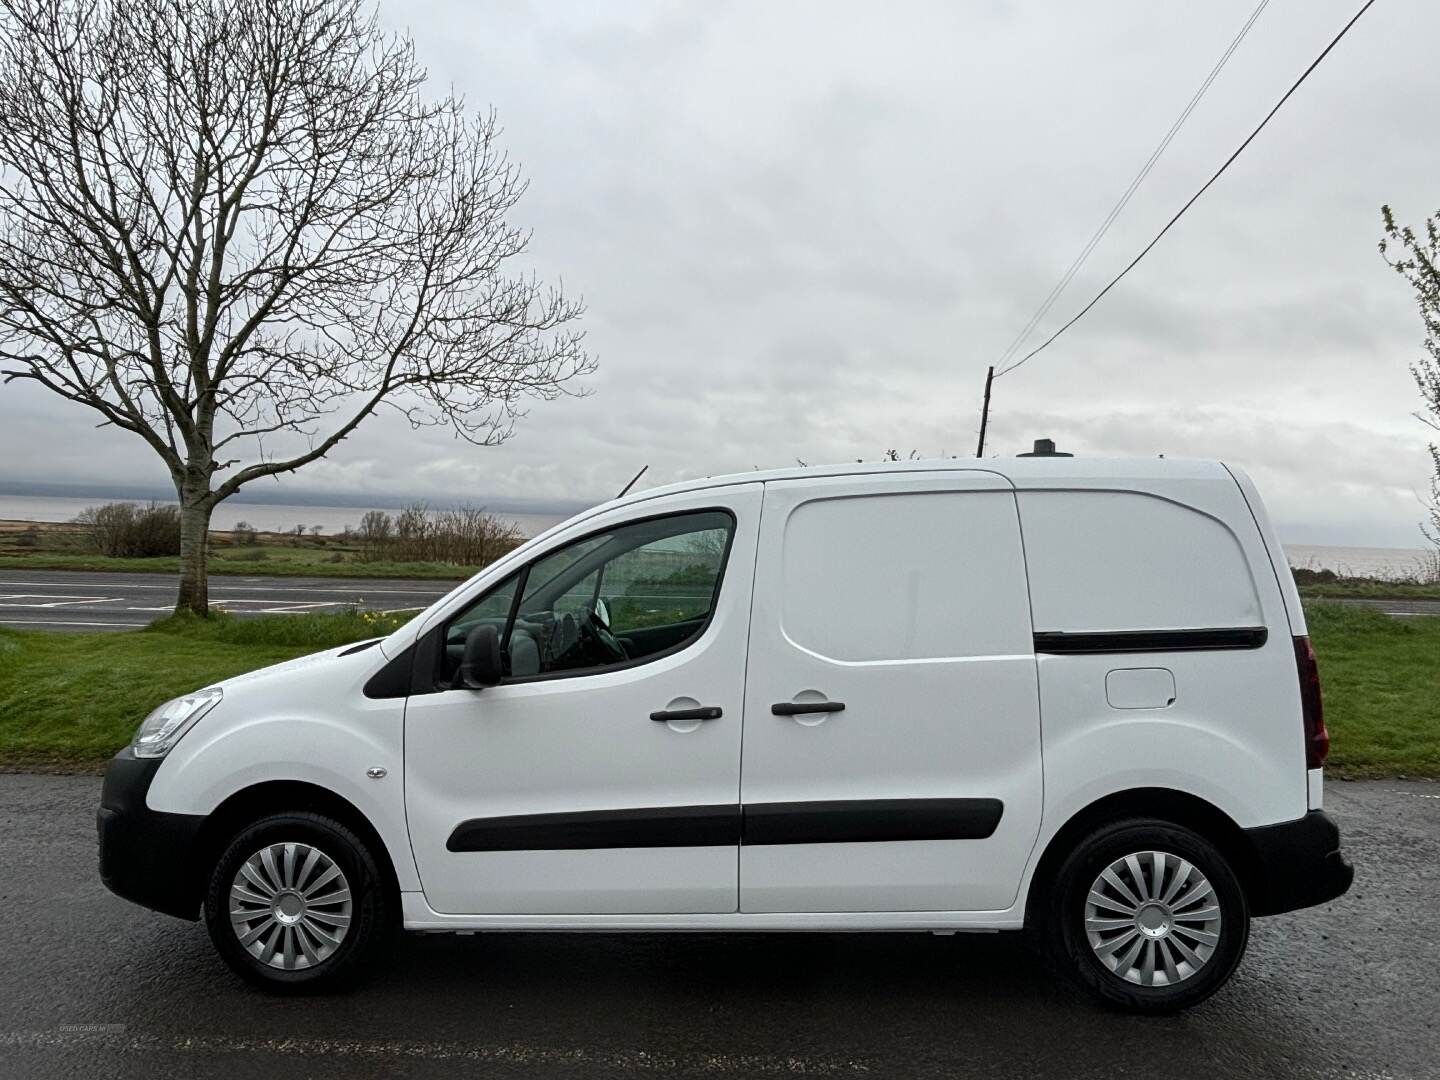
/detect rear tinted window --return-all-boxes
[1018,491,1261,632]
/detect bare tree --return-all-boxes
[1381,205,1440,545]
[356,509,393,561]
[0,0,592,614]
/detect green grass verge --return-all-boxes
[0,550,471,580]
[0,602,1435,777]
[0,609,412,770]
[1306,602,1440,779]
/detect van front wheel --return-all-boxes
[1046,820,1249,1013]
[204,811,388,992]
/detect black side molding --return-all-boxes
[744,798,1003,846]
[446,798,1005,852]
[1033,627,1268,654]
[448,805,739,852]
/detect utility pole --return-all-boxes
[975,365,995,458]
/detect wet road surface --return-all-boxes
[0,774,1435,1079]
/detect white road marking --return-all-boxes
[0,579,449,596]
[207,598,343,610]
[0,597,120,609]
[0,618,147,628]
[0,1029,875,1074]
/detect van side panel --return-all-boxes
[1015,474,1308,832]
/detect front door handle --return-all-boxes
[650,706,723,722]
[771,701,846,716]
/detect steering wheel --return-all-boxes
[579,601,627,663]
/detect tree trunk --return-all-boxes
[175,491,214,617]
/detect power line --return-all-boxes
[994,0,1378,379]
[992,0,1272,374]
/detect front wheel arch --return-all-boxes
[1024,788,1260,930]
[194,781,401,919]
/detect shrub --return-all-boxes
[357,510,393,561]
[356,503,520,567]
[73,502,181,557]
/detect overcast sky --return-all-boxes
[2,0,1436,546]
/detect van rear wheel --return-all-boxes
[204,811,388,992]
[1046,819,1248,1013]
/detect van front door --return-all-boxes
[404,486,760,915]
[739,472,1042,913]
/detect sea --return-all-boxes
[1282,544,1435,580]
[1,493,1434,577]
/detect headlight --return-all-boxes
[132,687,223,759]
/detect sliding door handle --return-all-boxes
[650,706,723,722]
[771,701,846,716]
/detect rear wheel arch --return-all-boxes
[1024,788,1260,928]
[194,781,401,915]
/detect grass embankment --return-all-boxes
[0,602,1434,777]
[0,609,411,770]
[1298,580,1440,601]
[1304,602,1440,778]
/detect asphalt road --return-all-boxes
[0,775,1435,1079]
[0,569,457,631]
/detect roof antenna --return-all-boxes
[616,465,649,498]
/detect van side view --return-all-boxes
[97,454,1353,1012]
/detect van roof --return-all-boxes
[608,455,1233,511]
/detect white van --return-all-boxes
[98,450,1352,1012]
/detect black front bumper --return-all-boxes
[1244,809,1354,917]
[97,748,206,921]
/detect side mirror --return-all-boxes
[455,624,503,689]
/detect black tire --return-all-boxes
[204,811,390,992]
[1043,818,1249,1013]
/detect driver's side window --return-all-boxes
[442,509,734,685]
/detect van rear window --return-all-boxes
[1017,491,1261,633]
[779,490,1031,662]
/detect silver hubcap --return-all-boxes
[229,842,352,970]
[1085,850,1222,987]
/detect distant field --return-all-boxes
[0,518,475,581]
[0,601,1434,778]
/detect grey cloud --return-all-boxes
[2,0,1435,550]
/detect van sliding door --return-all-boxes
[738,471,1042,913]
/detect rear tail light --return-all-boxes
[1293,635,1329,769]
